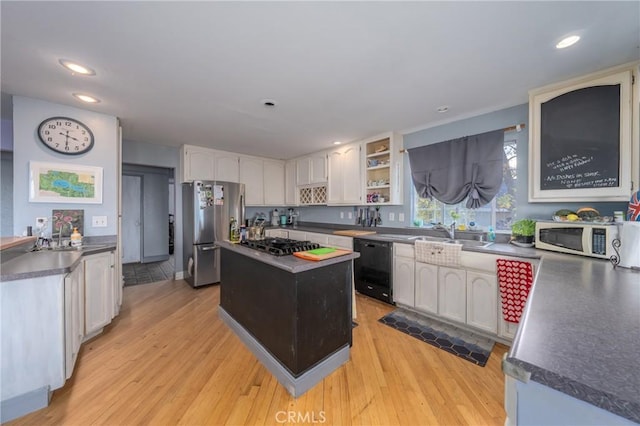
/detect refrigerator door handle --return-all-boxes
[202,246,219,251]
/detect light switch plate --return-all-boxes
[398,213,405,222]
[348,212,353,219]
[389,212,395,221]
[92,216,107,227]
[340,212,344,219]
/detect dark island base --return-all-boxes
[219,248,352,396]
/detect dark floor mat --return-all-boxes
[379,309,494,367]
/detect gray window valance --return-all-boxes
[407,129,504,208]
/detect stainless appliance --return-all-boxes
[353,238,393,304]
[535,220,618,259]
[182,181,245,287]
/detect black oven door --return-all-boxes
[539,227,584,251]
[353,239,392,304]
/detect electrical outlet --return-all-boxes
[340,211,344,219]
[348,212,353,219]
[92,216,108,227]
[389,212,395,221]
[398,213,405,222]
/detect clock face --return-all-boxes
[37,117,95,155]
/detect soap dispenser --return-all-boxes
[70,227,83,247]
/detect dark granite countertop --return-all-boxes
[1,241,117,282]
[217,241,359,273]
[505,252,640,423]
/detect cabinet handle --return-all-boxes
[367,285,373,290]
[202,246,219,251]
[382,292,389,297]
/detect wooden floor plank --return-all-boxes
[7,279,507,426]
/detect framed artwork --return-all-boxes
[52,209,84,237]
[29,161,103,204]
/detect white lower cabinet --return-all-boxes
[414,262,438,315]
[84,252,115,337]
[287,230,307,241]
[437,267,467,324]
[306,232,328,246]
[466,271,498,334]
[64,262,85,379]
[265,229,288,238]
[327,235,353,250]
[393,255,415,306]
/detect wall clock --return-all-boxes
[37,116,95,155]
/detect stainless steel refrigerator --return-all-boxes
[182,181,245,287]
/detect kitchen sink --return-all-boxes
[445,239,494,248]
[377,234,493,248]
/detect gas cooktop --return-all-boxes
[241,238,321,256]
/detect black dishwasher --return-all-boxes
[353,238,393,304]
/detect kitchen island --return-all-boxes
[217,241,359,397]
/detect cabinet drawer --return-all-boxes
[394,243,414,258]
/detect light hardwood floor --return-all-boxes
[9,279,508,426]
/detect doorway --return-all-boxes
[122,174,142,263]
[122,163,175,264]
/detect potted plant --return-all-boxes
[511,218,536,244]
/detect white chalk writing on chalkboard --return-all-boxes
[546,154,595,172]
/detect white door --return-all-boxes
[393,256,415,306]
[341,143,361,204]
[122,175,141,263]
[415,262,438,314]
[437,267,466,323]
[466,271,498,333]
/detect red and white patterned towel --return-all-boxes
[497,259,533,324]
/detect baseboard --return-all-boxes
[219,307,349,397]
[0,386,50,423]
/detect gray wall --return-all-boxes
[12,96,119,237]
[296,103,630,229]
[121,139,182,270]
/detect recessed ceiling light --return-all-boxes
[59,59,96,76]
[73,93,101,103]
[261,99,278,107]
[436,106,449,113]
[556,35,580,49]
[333,141,342,145]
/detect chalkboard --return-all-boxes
[540,84,620,190]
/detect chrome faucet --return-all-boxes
[54,222,74,247]
[450,222,456,240]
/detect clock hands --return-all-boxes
[59,131,79,142]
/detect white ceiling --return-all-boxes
[2,1,639,160]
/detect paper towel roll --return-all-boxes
[619,222,640,269]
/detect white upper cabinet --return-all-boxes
[263,159,285,206]
[239,156,265,206]
[285,160,297,205]
[240,156,285,206]
[181,145,215,182]
[214,151,240,182]
[296,152,327,185]
[327,142,362,205]
[362,132,403,205]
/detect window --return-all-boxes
[413,140,517,232]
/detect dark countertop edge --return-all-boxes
[505,357,640,424]
[217,241,359,273]
[0,243,117,282]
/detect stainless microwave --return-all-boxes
[535,221,619,259]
